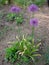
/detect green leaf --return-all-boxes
[30,56,35,62]
[32,54,41,57]
[21,56,29,62]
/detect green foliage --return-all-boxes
[5,46,18,63]
[14,0,27,6]
[33,0,46,6]
[0,0,46,6]
[14,0,46,7]
[0,0,8,5]
[5,35,41,63]
[6,13,24,24]
[15,14,24,24]
[14,0,33,7]
[6,13,17,22]
[16,63,20,65]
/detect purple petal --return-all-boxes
[10,6,21,13]
[30,18,38,27]
[28,4,38,12]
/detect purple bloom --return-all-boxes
[28,4,38,12]
[30,18,38,27]
[10,6,21,13]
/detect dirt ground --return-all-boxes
[0,5,49,65]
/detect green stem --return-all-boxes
[32,27,34,38]
[18,26,22,40]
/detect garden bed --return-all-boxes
[0,1,49,65]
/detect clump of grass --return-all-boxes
[5,35,41,64]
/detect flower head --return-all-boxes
[10,6,21,13]
[28,4,38,12]
[30,18,38,27]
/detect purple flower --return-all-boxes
[30,18,38,27]
[28,4,38,12]
[10,6,21,13]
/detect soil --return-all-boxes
[0,4,49,65]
